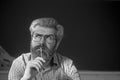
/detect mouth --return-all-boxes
[36,48,42,56]
[36,48,49,60]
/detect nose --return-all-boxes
[40,36,45,45]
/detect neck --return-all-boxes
[42,54,54,69]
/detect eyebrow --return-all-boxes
[35,33,55,37]
[35,34,42,37]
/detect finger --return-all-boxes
[34,59,43,66]
[31,62,40,72]
[31,65,39,72]
[33,60,42,68]
[35,57,46,63]
[36,57,45,62]
[32,60,43,69]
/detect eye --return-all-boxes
[46,35,55,42]
[32,33,42,41]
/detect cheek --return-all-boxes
[31,40,39,48]
[46,41,56,49]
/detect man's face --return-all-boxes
[30,25,56,60]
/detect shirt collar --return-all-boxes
[53,53,59,65]
[41,53,60,69]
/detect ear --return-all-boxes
[55,25,64,50]
[56,24,64,40]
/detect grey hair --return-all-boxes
[29,18,64,49]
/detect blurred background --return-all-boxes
[0,0,120,71]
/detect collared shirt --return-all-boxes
[8,53,80,80]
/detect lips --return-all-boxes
[36,48,49,60]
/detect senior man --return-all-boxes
[8,18,81,80]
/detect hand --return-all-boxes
[22,57,45,80]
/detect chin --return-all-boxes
[31,46,54,58]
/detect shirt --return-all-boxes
[8,53,81,80]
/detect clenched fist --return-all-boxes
[21,57,45,80]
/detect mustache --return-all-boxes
[30,43,55,60]
[31,44,50,58]
[34,44,47,50]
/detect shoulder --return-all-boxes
[56,53,73,67]
[10,52,31,71]
[13,52,31,65]
[62,56,73,70]
[58,54,80,79]
[8,52,31,80]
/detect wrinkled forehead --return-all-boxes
[32,25,56,35]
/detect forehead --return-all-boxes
[33,25,56,35]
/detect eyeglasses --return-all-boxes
[32,33,56,43]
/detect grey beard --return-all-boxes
[30,46,53,60]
